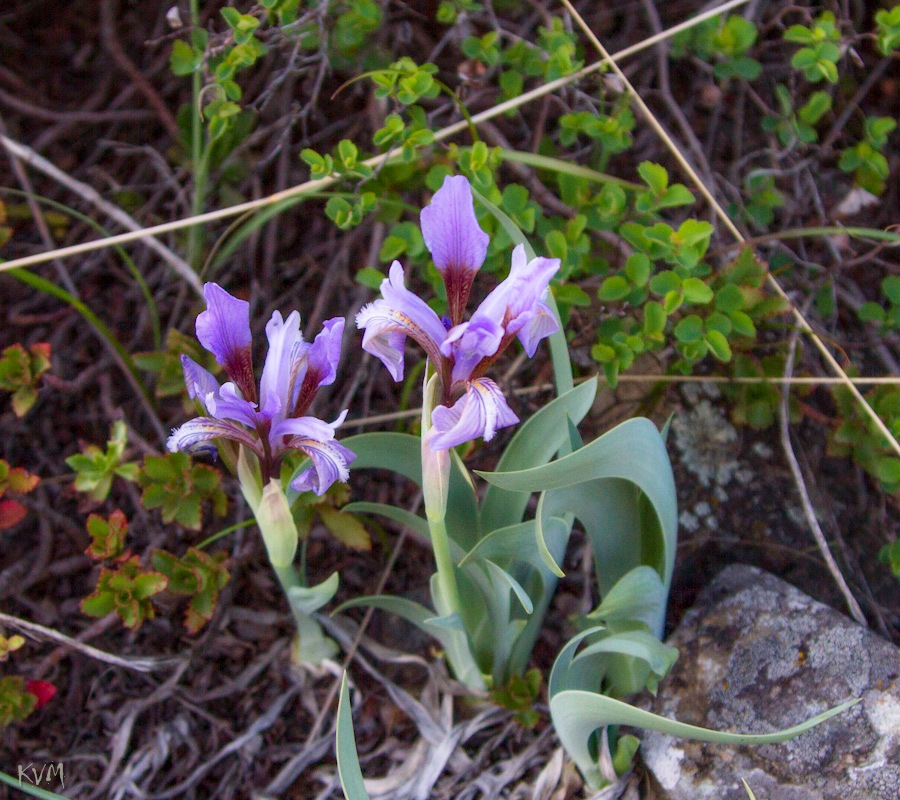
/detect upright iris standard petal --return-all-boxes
[181,355,220,407]
[467,244,560,358]
[420,175,490,323]
[420,175,490,276]
[305,317,344,390]
[356,262,448,381]
[195,283,257,402]
[260,310,303,419]
[429,378,519,451]
[291,317,345,418]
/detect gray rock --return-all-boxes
[639,565,900,800]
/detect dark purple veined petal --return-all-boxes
[181,355,220,410]
[356,262,447,381]
[428,378,519,451]
[259,310,304,421]
[288,438,356,496]
[167,416,262,458]
[195,283,257,402]
[420,175,489,323]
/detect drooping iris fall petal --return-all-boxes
[429,378,519,451]
[167,416,262,457]
[277,411,356,495]
[356,262,447,381]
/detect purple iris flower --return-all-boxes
[168,283,355,496]
[356,175,560,451]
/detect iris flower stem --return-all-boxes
[427,513,463,619]
[421,371,464,620]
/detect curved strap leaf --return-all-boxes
[482,559,534,615]
[478,419,675,537]
[549,690,857,791]
[335,594,448,646]
[572,631,678,697]
[533,493,570,578]
[459,516,568,579]
[587,566,667,632]
[541,481,644,585]
[505,501,574,677]
[480,379,597,532]
[336,673,371,800]
[287,571,339,615]
[575,631,677,676]
[549,626,605,697]
[423,612,465,631]
[342,501,430,541]
[462,555,527,681]
[487,417,677,633]
[429,575,487,690]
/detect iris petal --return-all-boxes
[442,317,504,383]
[420,175,489,322]
[281,411,354,496]
[181,355,219,407]
[466,244,560,359]
[309,318,344,386]
[167,417,261,456]
[207,383,263,427]
[428,378,519,451]
[420,175,489,276]
[356,262,447,381]
[260,310,304,420]
[195,283,256,401]
[289,439,356,496]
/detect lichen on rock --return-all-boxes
[640,565,900,800]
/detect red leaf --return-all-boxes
[0,498,27,529]
[26,679,57,709]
